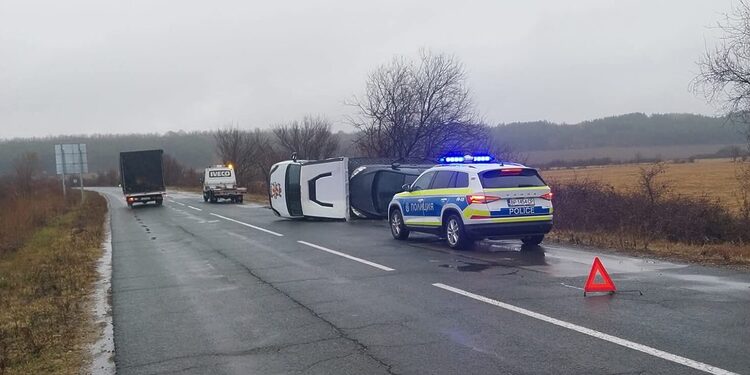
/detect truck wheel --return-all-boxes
[209,192,217,203]
[238,196,243,204]
[521,235,544,246]
[445,214,472,250]
[203,193,208,202]
[155,198,163,206]
[389,209,409,240]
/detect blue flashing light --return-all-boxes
[438,154,495,164]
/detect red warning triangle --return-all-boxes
[584,257,616,293]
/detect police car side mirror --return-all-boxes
[401,183,411,192]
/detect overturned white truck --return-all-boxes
[269,158,350,219]
[269,157,429,220]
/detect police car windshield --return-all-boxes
[479,169,546,189]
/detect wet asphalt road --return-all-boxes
[94,187,750,375]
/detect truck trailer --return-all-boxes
[119,149,166,208]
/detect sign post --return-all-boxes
[54,144,88,202]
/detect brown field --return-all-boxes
[525,144,737,164]
[542,158,745,210]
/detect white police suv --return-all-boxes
[387,154,553,249]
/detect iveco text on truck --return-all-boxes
[119,149,166,208]
[202,165,247,203]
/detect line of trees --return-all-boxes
[213,116,340,192]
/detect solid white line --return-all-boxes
[209,213,283,237]
[297,241,395,272]
[432,283,739,375]
[560,282,584,291]
[187,205,202,211]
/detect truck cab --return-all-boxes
[202,165,247,203]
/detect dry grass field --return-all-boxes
[0,191,106,374]
[542,158,745,210]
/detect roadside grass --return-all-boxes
[0,182,73,254]
[543,158,741,211]
[0,191,106,375]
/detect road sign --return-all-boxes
[584,257,616,295]
[55,143,88,174]
[54,143,88,200]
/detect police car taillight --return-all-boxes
[466,194,501,204]
[540,192,553,200]
[501,168,524,175]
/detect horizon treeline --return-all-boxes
[0,112,742,175]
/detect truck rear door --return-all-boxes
[299,158,349,219]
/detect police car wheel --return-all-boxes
[445,214,472,250]
[521,235,544,246]
[389,209,409,240]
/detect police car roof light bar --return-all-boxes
[438,154,495,164]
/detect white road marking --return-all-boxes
[432,283,739,375]
[187,205,202,211]
[297,241,395,272]
[209,213,283,237]
[560,282,584,291]
[174,202,186,206]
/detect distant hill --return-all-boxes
[0,113,744,175]
[492,113,742,151]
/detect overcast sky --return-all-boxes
[0,0,736,139]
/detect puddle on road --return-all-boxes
[663,273,750,293]
[438,262,494,272]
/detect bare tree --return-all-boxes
[272,116,339,159]
[214,128,283,190]
[349,50,484,159]
[636,162,670,205]
[694,1,750,225]
[12,152,40,195]
[214,127,255,185]
[162,154,187,186]
[694,0,750,149]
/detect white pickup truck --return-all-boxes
[202,165,247,203]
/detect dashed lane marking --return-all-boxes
[187,205,202,211]
[209,213,283,237]
[432,283,739,375]
[297,240,395,272]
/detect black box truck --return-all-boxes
[119,149,165,208]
